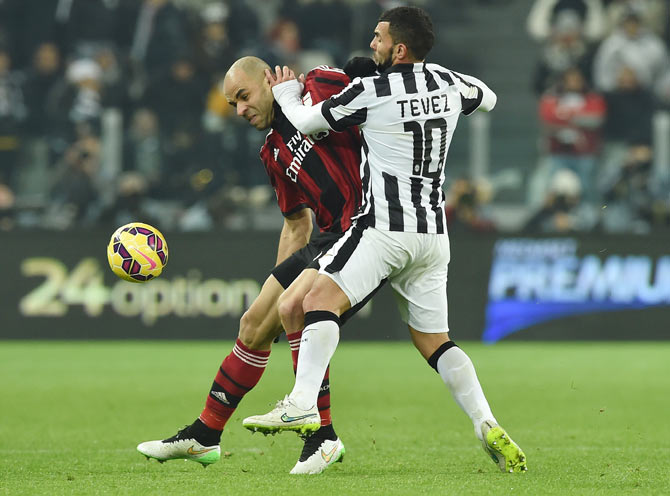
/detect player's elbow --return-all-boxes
[293,119,319,135]
[488,92,497,111]
[480,90,497,112]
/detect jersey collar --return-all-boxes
[383,62,425,74]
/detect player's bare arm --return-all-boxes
[275,209,313,266]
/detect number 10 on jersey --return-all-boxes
[404,118,448,179]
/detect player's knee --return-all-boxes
[238,309,267,349]
[277,292,302,326]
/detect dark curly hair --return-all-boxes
[378,6,435,60]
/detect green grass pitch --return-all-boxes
[1,340,668,495]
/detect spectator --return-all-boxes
[19,42,62,202]
[56,0,135,56]
[202,76,235,133]
[0,0,21,56]
[129,0,189,89]
[5,0,60,70]
[602,65,653,145]
[283,0,353,66]
[604,0,667,39]
[655,67,670,107]
[0,48,27,189]
[533,9,596,94]
[47,133,102,227]
[600,144,657,232]
[123,108,163,187]
[143,57,207,139]
[527,0,607,42]
[222,0,261,51]
[23,42,63,138]
[445,178,497,233]
[47,58,104,146]
[193,2,236,81]
[538,66,606,201]
[0,181,15,230]
[263,18,302,70]
[599,66,654,194]
[101,171,161,228]
[592,6,669,92]
[143,57,209,200]
[524,169,597,232]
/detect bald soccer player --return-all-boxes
[137,56,379,475]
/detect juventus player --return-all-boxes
[137,56,378,475]
[244,7,527,473]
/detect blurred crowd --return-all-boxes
[0,0,668,234]
[0,0,426,231]
[526,0,670,234]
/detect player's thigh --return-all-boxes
[391,234,450,333]
[238,274,284,349]
[277,268,319,332]
[303,273,352,315]
[317,225,401,313]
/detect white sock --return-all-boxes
[289,318,340,411]
[436,346,496,440]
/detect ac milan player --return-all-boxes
[137,56,376,474]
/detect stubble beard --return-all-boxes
[375,47,393,73]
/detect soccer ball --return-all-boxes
[107,222,168,282]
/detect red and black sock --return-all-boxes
[195,339,270,444]
[286,330,332,426]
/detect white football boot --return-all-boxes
[137,427,220,467]
[290,435,345,475]
[242,395,320,435]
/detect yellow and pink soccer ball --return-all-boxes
[107,222,168,282]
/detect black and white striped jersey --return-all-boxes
[271,62,497,234]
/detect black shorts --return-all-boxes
[271,232,343,290]
[271,231,385,326]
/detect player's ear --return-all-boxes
[395,43,408,60]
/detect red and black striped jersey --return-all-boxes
[260,66,362,234]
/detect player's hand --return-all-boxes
[343,57,378,79]
[266,65,304,89]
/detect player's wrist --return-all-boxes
[272,79,303,106]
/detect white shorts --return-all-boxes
[318,223,450,333]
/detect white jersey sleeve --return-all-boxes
[451,71,497,114]
[273,76,376,134]
[271,79,330,134]
[320,77,373,131]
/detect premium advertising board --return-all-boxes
[1,230,668,341]
[483,235,670,342]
